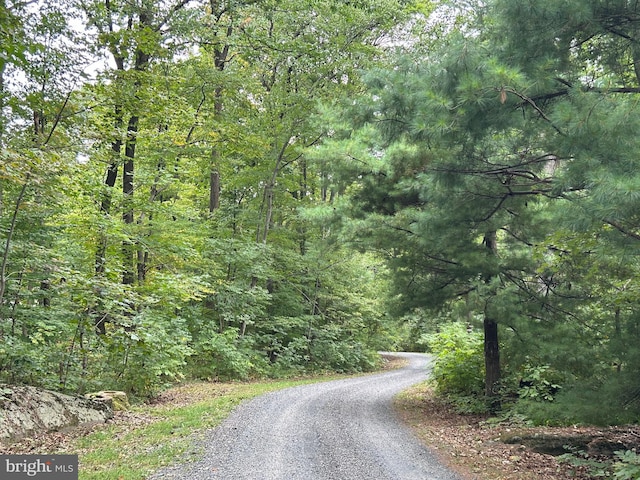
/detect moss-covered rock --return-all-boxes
[85,391,130,411]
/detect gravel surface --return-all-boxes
[150,352,463,480]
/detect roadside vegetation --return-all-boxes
[397,382,640,480]
[413,324,640,479]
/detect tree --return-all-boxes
[0,0,97,389]
[80,0,198,287]
[167,0,414,368]
[329,0,640,418]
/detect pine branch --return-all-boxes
[500,227,533,247]
[431,153,562,178]
[381,221,414,235]
[605,219,640,241]
[504,87,565,135]
[480,194,508,222]
[528,86,640,105]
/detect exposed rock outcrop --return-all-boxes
[0,384,113,443]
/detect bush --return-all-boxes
[266,323,380,376]
[517,364,562,402]
[515,369,640,426]
[425,322,485,398]
[187,328,261,381]
[102,312,193,398]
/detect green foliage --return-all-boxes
[14,0,640,429]
[395,308,442,351]
[0,0,405,399]
[247,312,373,376]
[558,449,612,478]
[558,449,640,480]
[516,370,640,427]
[101,312,193,398]
[328,0,640,426]
[613,450,640,480]
[187,328,260,381]
[517,364,562,403]
[307,324,380,373]
[425,322,485,411]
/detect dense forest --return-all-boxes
[0,0,416,397]
[2,0,640,428]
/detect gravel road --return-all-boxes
[150,352,462,480]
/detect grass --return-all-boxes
[75,376,353,480]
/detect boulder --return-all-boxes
[85,390,129,411]
[0,384,113,443]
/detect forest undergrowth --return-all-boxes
[396,384,640,480]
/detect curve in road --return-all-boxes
[151,352,462,480]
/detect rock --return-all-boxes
[85,391,129,411]
[0,384,113,443]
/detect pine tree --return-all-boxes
[335,0,640,416]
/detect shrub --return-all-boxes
[517,364,562,402]
[102,312,193,398]
[187,328,259,381]
[515,369,640,426]
[425,322,485,397]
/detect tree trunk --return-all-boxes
[482,230,501,410]
[208,1,231,213]
[258,183,275,244]
[632,44,640,87]
[483,316,500,401]
[0,43,5,150]
[0,47,6,311]
[95,105,122,277]
[256,139,289,244]
[298,158,308,255]
[95,0,125,279]
[122,115,138,286]
[209,169,220,212]
[95,0,125,280]
[0,179,29,316]
[40,269,51,308]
